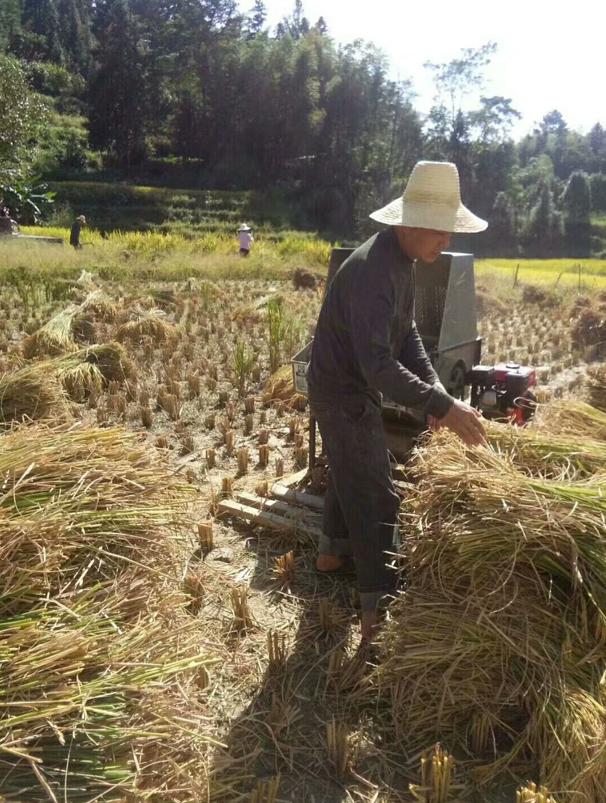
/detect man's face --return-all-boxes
[397,227,451,263]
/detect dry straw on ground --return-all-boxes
[262,364,306,410]
[117,314,178,345]
[0,365,66,424]
[570,304,606,355]
[79,291,119,321]
[586,364,606,411]
[22,307,79,358]
[0,422,194,595]
[516,782,558,802]
[0,343,133,421]
[533,398,606,441]
[373,422,606,799]
[0,422,217,801]
[484,415,606,477]
[409,743,458,803]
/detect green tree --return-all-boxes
[487,191,517,256]
[471,140,517,219]
[313,16,327,35]
[245,0,266,36]
[561,171,592,256]
[21,0,64,62]
[159,0,242,170]
[587,123,606,174]
[523,110,593,181]
[276,0,309,39]
[425,42,496,121]
[590,173,606,212]
[89,0,149,167]
[470,96,520,143]
[0,0,21,52]
[308,39,422,235]
[0,54,46,185]
[56,0,93,75]
[522,179,563,257]
[424,43,510,200]
[536,109,567,138]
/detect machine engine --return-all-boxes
[468,362,536,424]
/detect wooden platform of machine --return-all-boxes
[217,466,410,537]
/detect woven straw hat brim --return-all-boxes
[369,196,487,233]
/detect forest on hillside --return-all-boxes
[1,0,606,255]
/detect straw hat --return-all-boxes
[77,215,86,223]
[238,223,251,232]
[369,161,487,233]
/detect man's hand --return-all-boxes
[438,399,486,446]
[427,415,443,432]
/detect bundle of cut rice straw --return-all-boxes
[117,314,178,345]
[0,342,133,421]
[374,422,606,800]
[533,398,606,442]
[21,306,80,358]
[0,422,216,801]
[586,364,606,412]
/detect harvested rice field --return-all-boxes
[0,249,606,802]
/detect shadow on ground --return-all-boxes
[204,525,412,802]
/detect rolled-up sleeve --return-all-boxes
[349,274,453,417]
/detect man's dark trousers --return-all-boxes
[311,396,400,613]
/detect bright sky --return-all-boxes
[247,0,604,139]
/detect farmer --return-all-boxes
[0,203,13,235]
[307,161,488,643]
[0,203,19,235]
[237,223,254,257]
[70,214,87,249]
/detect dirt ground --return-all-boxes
[3,273,602,802]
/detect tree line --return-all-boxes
[1,0,606,255]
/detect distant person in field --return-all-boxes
[307,161,488,645]
[70,215,87,249]
[238,223,253,257]
[0,203,13,235]
[0,203,19,235]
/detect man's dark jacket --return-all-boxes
[307,228,453,418]
[70,220,81,247]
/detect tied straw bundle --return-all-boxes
[52,341,133,401]
[21,290,122,360]
[0,343,133,422]
[0,367,66,424]
[374,427,606,800]
[21,307,79,359]
[116,314,178,345]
